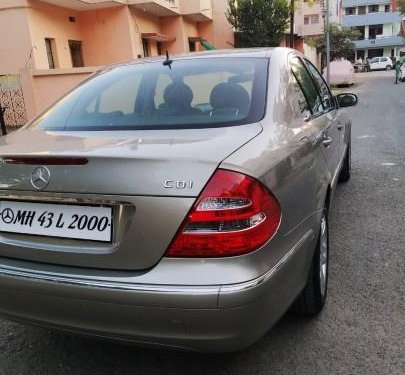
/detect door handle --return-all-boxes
[322,136,332,147]
[337,123,344,130]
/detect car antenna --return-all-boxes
[163,50,173,69]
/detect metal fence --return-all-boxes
[0,75,27,134]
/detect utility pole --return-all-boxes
[289,0,294,48]
[325,0,330,85]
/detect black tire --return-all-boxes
[386,65,392,71]
[292,210,329,315]
[338,141,351,182]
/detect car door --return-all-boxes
[380,57,386,69]
[290,57,340,182]
[303,58,347,179]
[370,57,378,70]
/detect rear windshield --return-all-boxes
[31,58,268,131]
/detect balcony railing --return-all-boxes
[342,11,401,26]
[181,0,213,22]
[128,0,180,16]
[353,35,405,48]
[342,0,391,8]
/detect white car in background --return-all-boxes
[369,56,393,71]
[323,60,355,86]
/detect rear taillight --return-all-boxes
[166,169,281,258]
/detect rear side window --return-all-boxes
[290,57,323,116]
[285,73,312,127]
[31,58,268,131]
[304,59,334,111]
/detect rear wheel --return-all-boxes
[339,142,351,182]
[386,65,392,71]
[292,210,329,315]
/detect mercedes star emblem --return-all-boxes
[1,208,14,224]
[31,166,51,190]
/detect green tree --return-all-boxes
[397,0,405,15]
[309,24,361,61]
[227,0,290,47]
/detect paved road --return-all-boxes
[0,71,403,375]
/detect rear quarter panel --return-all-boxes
[221,50,330,237]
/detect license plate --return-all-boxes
[0,201,112,242]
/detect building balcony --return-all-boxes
[128,0,180,17]
[181,0,212,22]
[36,0,127,10]
[353,35,405,48]
[300,23,324,37]
[342,0,391,8]
[342,11,401,27]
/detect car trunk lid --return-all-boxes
[0,125,261,270]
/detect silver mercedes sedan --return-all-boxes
[0,48,357,352]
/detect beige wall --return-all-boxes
[26,0,82,69]
[211,0,233,48]
[160,16,188,54]
[303,43,321,69]
[196,1,233,50]
[20,67,96,120]
[295,0,324,38]
[131,8,161,56]
[25,2,136,69]
[0,3,33,75]
[183,18,199,38]
[0,0,233,75]
[80,6,136,66]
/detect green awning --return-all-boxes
[201,39,216,50]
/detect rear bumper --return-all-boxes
[0,230,314,352]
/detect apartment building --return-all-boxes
[0,0,233,75]
[341,0,404,60]
[287,0,326,67]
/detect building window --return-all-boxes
[304,15,319,25]
[142,38,149,57]
[68,40,84,67]
[157,41,164,56]
[346,7,356,15]
[368,49,383,58]
[355,26,365,39]
[310,14,319,24]
[189,40,196,52]
[358,6,366,15]
[45,38,56,69]
[385,5,390,12]
[369,24,383,39]
[368,5,379,13]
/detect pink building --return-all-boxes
[0,0,233,120]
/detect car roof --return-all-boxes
[99,47,297,72]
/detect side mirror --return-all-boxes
[336,93,358,108]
